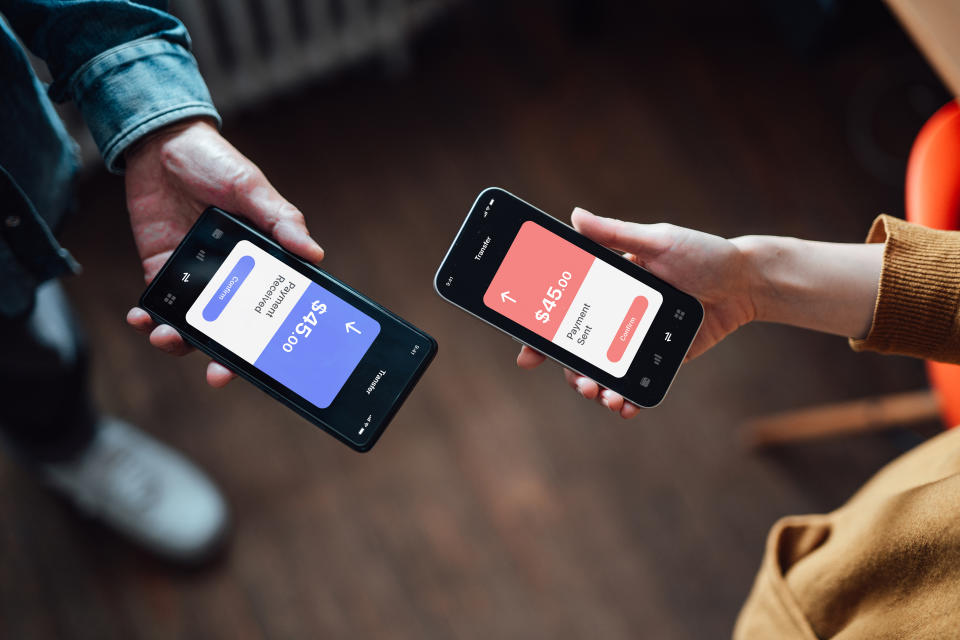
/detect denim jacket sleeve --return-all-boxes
[1,0,221,173]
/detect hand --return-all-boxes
[123,118,324,387]
[517,207,757,418]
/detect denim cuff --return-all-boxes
[65,37,221,174]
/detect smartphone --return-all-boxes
[435,188,702,408]
[140,207,437,451]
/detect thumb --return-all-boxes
[571,207,669,260]
[230,170,325,264]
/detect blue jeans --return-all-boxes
[0,281,96,463]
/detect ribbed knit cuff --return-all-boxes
[850,214,960,363]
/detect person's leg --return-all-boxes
[0,280,229,562]
[0,280,96,463]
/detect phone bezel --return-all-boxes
[140,207,437,452]
[433,187,703,408]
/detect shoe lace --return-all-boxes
[92,445,162,513]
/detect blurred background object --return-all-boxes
[886,0,960,96]
[170,0,456,107]
[2,1,957,639]
[905,101,960,428]
[58,0,459,166]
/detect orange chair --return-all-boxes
[743,101,960,446]
[905,100,960,429]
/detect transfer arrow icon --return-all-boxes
[345,321,361,334]
[501,291,517,304]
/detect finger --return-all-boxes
[621,252,646,268]
[571,207,671,259]
[272,210,325,264]
[231,169,324,264]
[141,251,174,285]
[564,368,599,400]
[516,345,547,369]
[683,332,711,362]
[127,307,157,334]
[620,401,641,419]
[206,360,238,387]
[598,388,625,413]
[148,324,194,356]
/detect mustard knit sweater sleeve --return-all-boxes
[850,214,960,362]
[734,214,960,640]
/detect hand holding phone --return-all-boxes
[436,189,707,410]
[517,206,757,416]
[138,207,436,451]
[124,118,324,387]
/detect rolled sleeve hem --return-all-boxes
[849,214,960,363]
[100,102,219,173]
[65,37,221,174]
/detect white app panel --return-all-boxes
[551,259,662,377]
[186,240,310,363]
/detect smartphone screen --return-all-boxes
[141,208,436,451]
[435,188,702,407]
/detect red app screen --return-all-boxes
[483,221,663,377]
[483,221,595,340]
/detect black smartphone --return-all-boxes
[435,188,702,408]
[140,207,437,451]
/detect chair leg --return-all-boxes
[742,389,941,448]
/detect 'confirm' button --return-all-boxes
[607,296,649,362]
[203,255,254,321]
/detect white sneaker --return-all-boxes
[42,417,229,562]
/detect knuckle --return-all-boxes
[227,166,257,201]
[277,201,302,221]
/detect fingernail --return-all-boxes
[601,390,616,411]
[575,379,588,397]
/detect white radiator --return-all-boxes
[54,0,455,167]
[171,0,454,110]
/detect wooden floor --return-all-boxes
[0,4,947,639]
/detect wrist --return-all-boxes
[729,234,792,324]
[730,234,883,337]
[124,116,218,164]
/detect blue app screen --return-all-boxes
[186,241,380,409]
[254,282,379,407]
